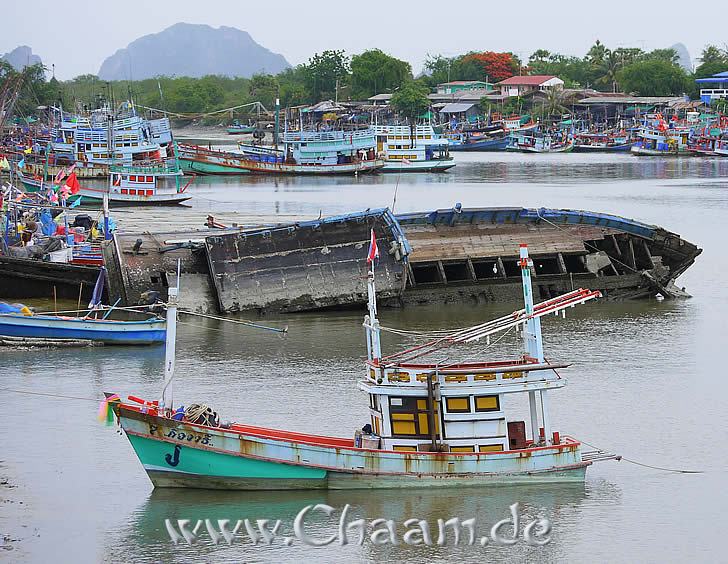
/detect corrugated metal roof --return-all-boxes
[577,96,685,105]
[439,103,476,113]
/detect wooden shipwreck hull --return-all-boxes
[204,209,409,312]
[395,207,702,304]
[0,255,101,301]
[102,207,701,314]
[103,209,410,313]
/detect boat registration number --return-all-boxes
[152,425,213,446]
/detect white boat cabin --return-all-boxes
[360,245,598,454]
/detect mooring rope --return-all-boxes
[580,439,705,474]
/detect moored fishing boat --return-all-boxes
[0,309,166,344]
[226,121,256,135]
[180,129,384,175]
[108,242,604,490]
[630,119,691,156]
[573,132,635,153]
[372,125,454,171]
[508,133,574,153]
[448,132,510,152]
[0,269,166,345]
[16,167,191,207]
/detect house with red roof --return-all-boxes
[497,75,565,97]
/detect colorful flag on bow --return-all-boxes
[367,228,379,264]
[0,157,9,170]
[64,172,81,195]
[97,393,120,426]
[17,158,25,169]
[23,147,32,154]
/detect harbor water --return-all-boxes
[2,151,727,562]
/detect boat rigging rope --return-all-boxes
[0,387,99,402]
[579,438,705,474]
[179,310,287,334]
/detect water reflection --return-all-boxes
[117,481,619,563]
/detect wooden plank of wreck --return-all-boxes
[405,224,620,262]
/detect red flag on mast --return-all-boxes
[64,172,81,195]
[367,228,379,264]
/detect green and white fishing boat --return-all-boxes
[108,242,605,490]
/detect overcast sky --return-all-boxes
[3,0,725,80]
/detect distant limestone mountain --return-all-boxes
[670,43,693,72]
[1,45,42,70]
[98,23,290,80]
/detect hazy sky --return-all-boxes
[3,0,725,80]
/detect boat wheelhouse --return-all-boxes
[109,244,603,490]
[47,104,174,169]
[372,125,454,171]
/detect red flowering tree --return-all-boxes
[459,52,519,82]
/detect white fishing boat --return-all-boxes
[107,241,605,490]
[372,125,455,172]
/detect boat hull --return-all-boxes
[18,173,190,206]
[0,314,166,344]
[180,158,251,175]
[449,138,510,152]
[118,406,589,491]
[572,142,635,153]
[630,146,684,156]
[381,159,455,172]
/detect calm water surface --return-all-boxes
[2,152,727,562]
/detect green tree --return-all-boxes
[390,81,430,121]
[529,49,552,65]
[617,59,690,96]
[422,54,455,86]
[302,50,350,102]
[699,45,727,66]
[248,74,279,108]
[643,48,679,64]
[350,49,411,98]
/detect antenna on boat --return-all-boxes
[159,259,180,412]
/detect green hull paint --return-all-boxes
[180,159,250,175]
[127,434,327,482]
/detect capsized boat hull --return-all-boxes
[118,406,589,490]
[0,314,166,344]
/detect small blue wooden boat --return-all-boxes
[0,310,166,345]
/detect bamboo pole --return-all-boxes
[53,286,57,314]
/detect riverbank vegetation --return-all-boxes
[2,41,727,121]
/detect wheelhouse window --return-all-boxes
[474,395,500,412]
[445,397,471,413]
[389,396,440,438]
